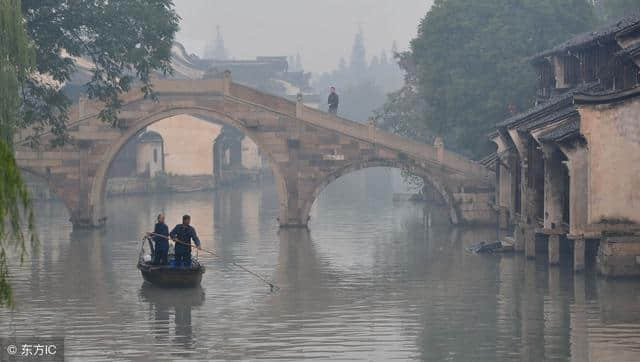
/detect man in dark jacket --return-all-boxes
[170,215,201,267]
[328,86,339,114]
[152,213,169,265]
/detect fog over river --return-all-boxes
[2,169,640,361]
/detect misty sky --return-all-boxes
[173,0,433,73]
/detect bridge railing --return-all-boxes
[227,83,491,181]
[13,78,227,146]
[302,105,490,179]
[230,83,297,116]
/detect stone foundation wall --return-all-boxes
[107,177,153,195]
[597,235,640,277]
[107,174,215,195]
[453,192,496,225]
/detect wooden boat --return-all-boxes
[468,240,515,254]
[137,258,205,288]
[137,238,205,288]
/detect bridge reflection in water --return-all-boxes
[0,170,639,361]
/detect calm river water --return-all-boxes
[2,169,640,361]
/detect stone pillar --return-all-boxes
[278,176,308,229]
[296,93,304,119]
[518,137,533,256]
[78,94,88,119]
[277,150,310,229]
[509,153,520,224]
[496,153,513,228]
[560,143,588,237]
[574,238,585,272]
[519,138,538,258]
[560,142,588,272]
[222,70,231,96]
[367,118,376,142]
[434,136,444,164]
[542,144,564,231]
[548,234,561,265]
[71,140,96,229]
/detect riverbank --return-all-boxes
[24,171,272,200]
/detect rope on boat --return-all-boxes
[147,232,280,292]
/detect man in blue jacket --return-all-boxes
[152,213,169,265]
[170,215,201,267]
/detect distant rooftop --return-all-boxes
[138,130,163,143]
[533,12,640,61]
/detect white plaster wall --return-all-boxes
[136,142,163,177]
[148,115,222,176]
[579,98,640,224]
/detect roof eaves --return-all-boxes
[531,13,640,62]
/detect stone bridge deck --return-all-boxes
[15,74,494,228]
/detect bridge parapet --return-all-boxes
[228,83,492,184]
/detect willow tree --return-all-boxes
[0,0,37,307]
[1,0,179,307]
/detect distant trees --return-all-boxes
[376,0,597,158]
[349,27,368,81]
[20,0,180,145]
[315,28,403,122]
[597,0,640,21]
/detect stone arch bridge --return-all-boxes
[14,73,493,228]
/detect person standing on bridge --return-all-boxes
[328,86,339,115]
[170,215,201,267]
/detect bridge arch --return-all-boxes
[89,106,289,227]
[300,159,460,227]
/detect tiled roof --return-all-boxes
[497,92,573,128]
[479,152,498,170]
[533,13,640,60]
[496,83,599,129]
[517,105,578,132]
[538,118,580,142]
[574,84,640,104]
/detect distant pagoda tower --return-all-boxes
[204,25,228,60]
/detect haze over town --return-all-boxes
[174,0,432,72]
[3,1,640,361]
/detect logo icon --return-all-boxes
[6,344,17,355]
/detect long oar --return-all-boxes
[148,232,279,292]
